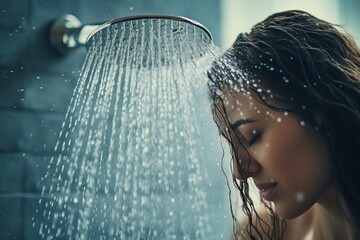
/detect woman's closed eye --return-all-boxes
[247,131,262,146]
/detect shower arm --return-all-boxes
[50,14,102,56]
[50,14,213,56]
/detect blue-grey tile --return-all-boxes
[19,29,87,73]
[79,0,137,23]
[0,154,25,193]
[0,30,29,67]
[0,111,23,152]
[24,195,81,240]
[0,196,23,240]
[23,154,80,194]
[29,0,81,31]
[20,113,64,153]
[0,111,63,154]
[23,155,49,193]
[0,66,27,109]
[24,71,76,113]
[0,0,29,30]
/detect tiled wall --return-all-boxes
[0,0,229,239]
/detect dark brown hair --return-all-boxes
[208,10,360,239]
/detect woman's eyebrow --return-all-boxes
[230,119,256,129]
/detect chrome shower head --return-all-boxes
[50,14,212,56]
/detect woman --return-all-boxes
[207,10,360,239]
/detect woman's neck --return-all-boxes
[313,183,359,240]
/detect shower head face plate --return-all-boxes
[85,15,213,67]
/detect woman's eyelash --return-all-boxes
[248,132,261,146]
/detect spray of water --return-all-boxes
[36,18,224,239]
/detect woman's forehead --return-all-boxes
[220,89,266,118]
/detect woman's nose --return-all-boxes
[233,157,261,180]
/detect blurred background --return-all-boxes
[0,0,359,239]
[221,0,360,48]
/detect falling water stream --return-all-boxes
[36,18,224,239]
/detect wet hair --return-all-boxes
[208,10,360,239]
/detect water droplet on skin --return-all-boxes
[300,121,306,126]
[276,117,282,123]
[296,192,304,202]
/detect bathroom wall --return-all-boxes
[0,0,227,239]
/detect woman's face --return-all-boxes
[222,90,332,219]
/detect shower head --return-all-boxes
[50,14,213,56]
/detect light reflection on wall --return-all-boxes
[220,0,347,48]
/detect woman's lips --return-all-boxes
[255,182,278,201]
